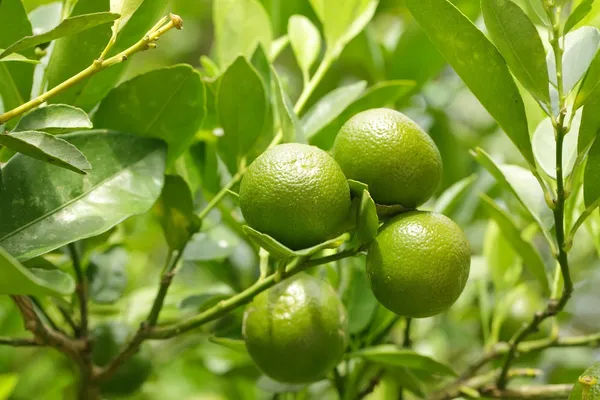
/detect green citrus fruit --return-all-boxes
[499,286,551,342]
[239,143,351,250]
[243,273,348,383]
[332,108,442,208]
[366,211,470,318]
[569,362,600,400]
[92,322,152,396]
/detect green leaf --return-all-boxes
[434,175,476,216]
[183,226,240,261]
[288,15,321,78]
[484,220,522,293]
[568,361,600,400]
[389,368,427,397]
[180,293,231,312]
[489,283,527,346]
[243,226,348,259]
[0,51,39,64]
[548,26,600,94]
[473,148,554,233]
[13,104,93,134]
[354,189,379,245]
[533,113,580,179]
[93,64,206,166]
[0,12,120,59]
[0,374,18,400]
[110,0,144,30]
[528,0,550,25]
[209,336,248,353]
[310,0,378,58]
[214,0,273,68]
[345,259,378,334]
[481,0,550,104]
[0,246,75,297]
[405,0,534,166]
[0,130,166,261]
[302,81,367,140]
[0,131,91,174]
[270,35,290,60]
[0,0,34,125]
[347,179,369,194]
[217,56,268,173]
[155,175,201,250]
[87,247,128,304]
[579,94,600,157]
[479,195,549,295]
[585,139,600,208]
[310,80,415,149]
[271,66,304,143]
[575,50,600,110]
[349,345,457,376]
[257,376,306,393]
[564,0,596,34]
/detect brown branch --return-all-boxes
[0,336,40,346]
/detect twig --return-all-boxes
[403,318,413,348]
[0,14,183,125]
[68,244,88,338]
[0,336,40,346]
[479,384,573,399]
[55,302,79,336]
[29,296,66,336]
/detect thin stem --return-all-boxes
[146,247,186,327]
[567,197,600,246]
[0,337,40,346]
[403,318,413,348]
[29,296,65,335]
[293,54,333,115]
[198,169,245,220]
[55,302,79,336]
[259,248,270,280]
[68,243,88,338]
[0,14,182,125]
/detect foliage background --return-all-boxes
[1,0,600,399]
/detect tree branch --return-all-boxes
[68,244,88,338]
[479,384,573,399]
[0,336,40,346]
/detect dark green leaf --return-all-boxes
[94,64,206,166]
[0,130,166,261]
[532,114,580,178]
[434,175,476,216]
[217,56,268,173]
[484,220,522,293]
[0,0,34,125]
[183,227,240,261]
[87,247,128,304]
[302,81,367,140]
[155,175,201,250]
[0,246,75,297]
[288,15,321,77]
[405,0,534,166]
[0,51,39,64]
[0,12,120,59]
[13,104,93,134]
[243,226,348,259]
[481,0,550,104]
[575,50,600,110]
[271,66,304,143]
[548,26,600,94]
[0,131,91,174]
[310,81,415,149]
[564,0,596,34]
[350,345,457,376]
[584,139,600,208]
[479,194,549,294]
[213,0,273,68]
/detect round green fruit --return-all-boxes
[332,108,442,208]
[92,322,152,396]
[242,273,348,383]
[239,143,352,250]
[366,211,470,318]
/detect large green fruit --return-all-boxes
[243,273,348,383]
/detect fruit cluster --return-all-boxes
[240,108,471,384]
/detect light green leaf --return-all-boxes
[270,35,289,60]
[528,0,550,25]
[13,104,92,134]
[302,81,367,140]
[479,195,549,294]
[579,94,600,157]
[575,50,600,110]
[584,139,600,208]
[0,374,18,400]
[0,0,34,125]
[481,0,550,104]
[155,175,201,250]
[0,51,39,64]
[406,0,534,166]
[310,80,415,149]
[0,246,75,297]
[345,260,378,334]
[564,0,596,34]
[0,131,91,174]
[183,227,240,261]
[354,189,379,245]
[349,345,457,376]
[473,148,554,232]
[0,12,120,59]
[271,66,303,143]
[0,130,166,261]
[484,220,522,293]
[288,15,321,78]
[217,56,268,173]
[93,64,206,166]
[434,175,477,216]
[310,0,378,58]
[214,0,273,68]
[243,226,348,259]
[548,26,600,94]
[209,336,248,353]
[532,111,581,178]
[110,0,144,30]
[490,283,527,345]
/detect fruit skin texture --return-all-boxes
[366,211,470,318]
[92,322,152,396]
[242,273,348,384]
[569,362,600,400]
[239,143,352,250]
[332,108,442,208]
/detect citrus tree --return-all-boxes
[0,0,600,399]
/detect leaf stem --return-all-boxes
[567,197,600,246]
[293,54,333,115]
[0,14,183,125]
